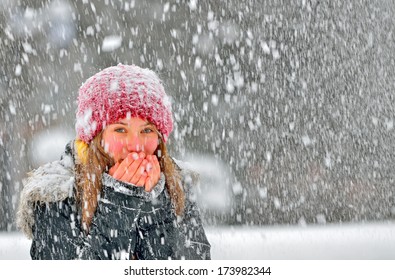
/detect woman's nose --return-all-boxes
[126,134,142,152]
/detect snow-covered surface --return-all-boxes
[1,222,394,260]
[0,232,31,260]
[209,222,395,259]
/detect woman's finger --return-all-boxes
[108,161,120,176]
[144,155,160,192]
[136,171,148,187]
[112,152,144,182]
[125,152,146,183]
[126,159,147,185]
[144,177,153,192]
[151,155,161,182]
[111,153,136,179]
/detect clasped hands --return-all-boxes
[108,152,161,192]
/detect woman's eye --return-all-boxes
[115,128,126,133]
[142,128,153,133]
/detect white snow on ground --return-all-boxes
[0,222,394,260]
[209,222,395,259]
[0,232,31,259]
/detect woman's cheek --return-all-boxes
[106,139,126,159]
[144,138,159,155]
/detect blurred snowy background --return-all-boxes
[1,0,395,259]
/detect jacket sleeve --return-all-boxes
[176,194,211,260]
[177,168,211,260]
[135,194,211,260]
[135,174,211,260]
[78,173,147,260]
[79,194,140,260]
[30,199,84,260]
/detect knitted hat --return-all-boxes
[76,64,173,143]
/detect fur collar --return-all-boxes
[16,153,75,239]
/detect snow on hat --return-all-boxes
[76,64,173,143]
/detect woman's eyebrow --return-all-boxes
[113,121,153,126]
[113,121,128,126]
[140,122,154,127]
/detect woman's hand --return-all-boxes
[144,155,161,192]
[108,152,161,192]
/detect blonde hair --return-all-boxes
[74,134,185,232]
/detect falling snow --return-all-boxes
[101,35,123,52]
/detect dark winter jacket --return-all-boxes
[17,142,211,260]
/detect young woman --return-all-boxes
[17,64,211,260]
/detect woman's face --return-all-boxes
[102,116,159,163]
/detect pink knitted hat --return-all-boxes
[76,64,173,143]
